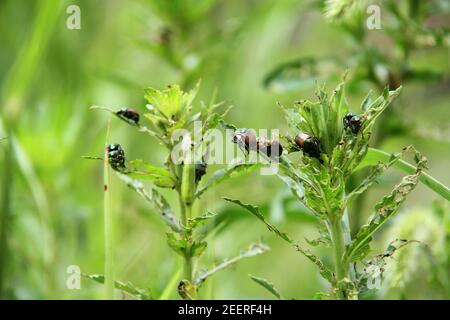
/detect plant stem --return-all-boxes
[329,216,349,300]
[0,131,13,297]
[103,121,114,299]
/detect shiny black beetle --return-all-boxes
[116,108,140,126]
[107,144,126,171]
[294,132,321,159]
[343,112,363,134]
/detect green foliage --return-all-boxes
[84,274,153,300]
[194,242,270,287]
[249,274,284,300]
[91,83,267,299]
[228,79,449,299]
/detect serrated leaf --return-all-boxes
[305,222,331,247]
[224,197,293,243]
[249,274,284,300]
[194,242,270,287]
[84,274,153,300]
[187,211,217,230]
[195,163,261,198]
[347,146,420,203]
[224,197,335,284]
[128,159,176,188]
[116,173,182,233]
[151,189,183,232]
[344,151,427,264]
[362,86,402,134]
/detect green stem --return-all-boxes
[328,216,350,300]
[103,121,114,299]
[0,131,13,297]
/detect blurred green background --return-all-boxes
[0,0,449,299]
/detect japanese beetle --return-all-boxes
[194,160,207,183]
[232,129,257,152]
[116,108,140,126]
[107,143,126,171]
[294,132,321,159]
[343,112,363,134]
[258,138,283,158]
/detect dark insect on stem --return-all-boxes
[257,138,284,158]
[232,129,257,152]
[195,159,207,183]
[294,132,321,159]
[116,108,140,126]
[107,143,126,171]
[343,112,363,134]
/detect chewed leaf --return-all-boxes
[224,197,335,284]
[362,86,402,134]
[196,163,261,198]
[356,239,423,292]
[263,57,342,92]
[347,146,421,203]
[224,197,293,243]
[249,274,284,300]
[84,274,153,300]
[151,189,183,233]
[305,222,331,247]
[116,174,182,233]
[294,244,336,285]
[194,242,270,287]
[187,211,217,230]
[128,159,176,188]
[344,150,427,264]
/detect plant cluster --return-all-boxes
[226,80,440,299]
[89,84,266,299]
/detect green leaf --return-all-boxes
[356,239,423,292]
[347,146,420,203]
[151,189,183,233]
[84,274,153,300]
[362,86,402,134]
[195,163,261,198]
[263,57,342,92]
[224,197,335,284]
[187,211,217,230]
[344,150,428,264]
[166,232,187,256]
[116,174,183,233]
[305,222,331,247]
[190,241,207,257]
[356,148,450,201]
[128,159,176,188]
[224,197,292,243]
[194,242,270,287]
[249,274,284,300]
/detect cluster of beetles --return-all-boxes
[106,107,364,182]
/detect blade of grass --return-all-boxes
[159,267,182,300]
[103,120,114,299]
[356,148,450,201]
